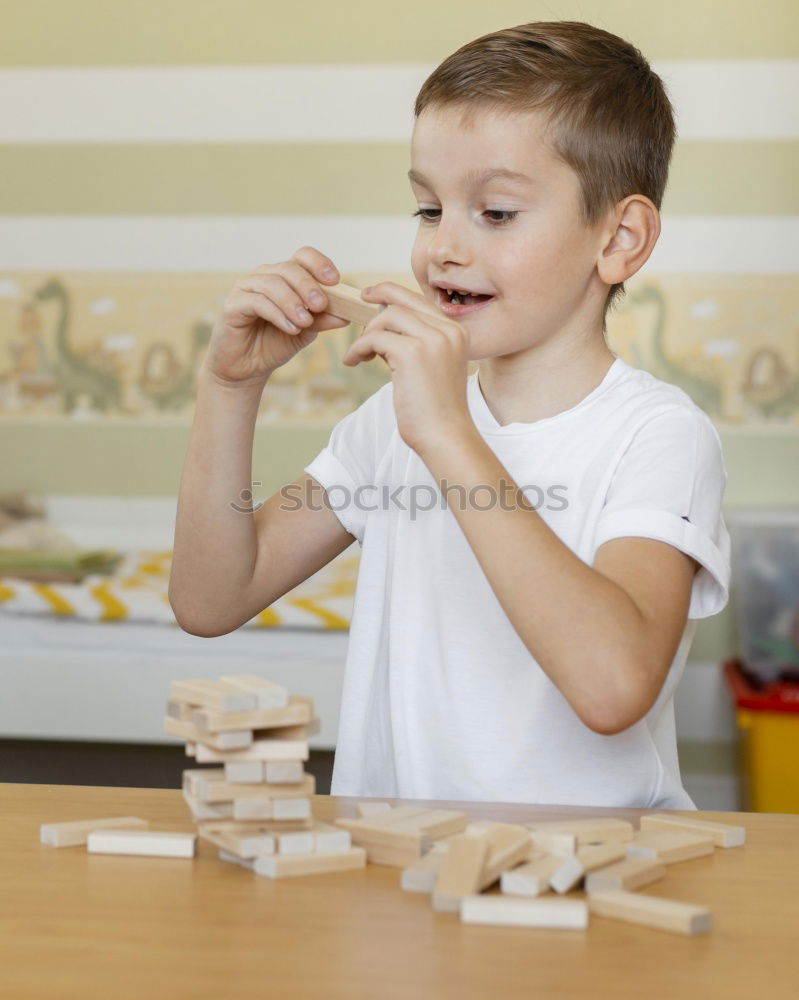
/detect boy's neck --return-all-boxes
[476,340,618,427]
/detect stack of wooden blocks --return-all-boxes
[166,675,366,878]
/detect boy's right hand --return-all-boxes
[204,247,351,388]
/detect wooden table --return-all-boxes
[3,783,799,999]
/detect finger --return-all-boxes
[224,289,304,335]
[342,329,408,370]
[361,303,443,343]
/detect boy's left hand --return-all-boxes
[341,281,475,456]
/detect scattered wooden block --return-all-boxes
[334,817,430,856]
[254,846,367,879]
[479,824,535,890]
[639,813,746,848]
[501,854,565,897]
[164,715,253,751]
[87,830,196,858]
[626,830,715,864]
[526,818,633,855]
[309,822,351,854]
[195,738,309,764]
[219,675,289,709]
[362,843,428,868]
[585,857,666,893]
[40,816,149,848]
[587,889,712,935]
[276,829,315,855]
[265,760,305,784]
[549,843,629,894]
[219,848,255,870]
[356,801,395,819]
[387,809,469,842]
[318,282,385,327]
[170,679,257,713]
[432,833,489,912]
[224,761,264,784]
[461,895,589,929]
[191,695,313,734]
[401,851,445,893]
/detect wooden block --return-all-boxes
[219,675,289,709]
[318,282,385,327]
[40,816,149,848]
[587,889,712,935]
[166,699,194,721]
[192,695,313,734]
[500,853,563,897]
[276,829,315,855]
[164,715,253,751]
[549,843,629,894]
[432,833,489,912]
[334,818,429,855]
[639,813,745,848]
[255,719,321,740]
[265,760,305,783]
[185,742,196,757]
[196,772,315,803]
[232,798,274,821]
[224,761,264,783]
[479,824,535,890]
[626,830,715,864]
[272,797,311,820]
[199,823,277,859]
[182,767,225,796]
[219,848,255,870]
[356,801,394,819]
[461,895,589,929]
[363,843,428,868]
[181,788,233,821]
[387,809,469,842]
[195,738,309,764]
[87,830,196,858]
[401,851,445,893]
[170,679,257,713]
[585,857,666,893]
[312,822,351,854]
[254,846,367,878]
[527,818,633,854]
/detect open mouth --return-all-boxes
[437,287,496,315]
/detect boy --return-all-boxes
[170,21,730,809]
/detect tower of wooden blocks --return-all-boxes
[165,675,366,878]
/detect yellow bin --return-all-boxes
[725,659,799,813]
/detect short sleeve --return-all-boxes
[303,382,394,544]
[593,407,731,619]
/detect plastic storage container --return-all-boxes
[724,658,799,812]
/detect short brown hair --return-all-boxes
[413,21,677,332]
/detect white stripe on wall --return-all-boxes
[1,62,798,143]
[1,215,797,272]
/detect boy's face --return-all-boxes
[409,106,610,362]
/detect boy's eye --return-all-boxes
[411,208,519,227]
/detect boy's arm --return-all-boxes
[418,429,698,736]
[169,368,354,637]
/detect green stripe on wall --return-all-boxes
[2,0,798,64]
[1,142,798,215]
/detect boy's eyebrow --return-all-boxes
[407,167,534,189]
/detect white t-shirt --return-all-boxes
[304,356,731,809]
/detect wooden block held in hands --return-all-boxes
[319,282,385,327]
[587,889,712,935]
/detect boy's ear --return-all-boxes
[596,195,660,286]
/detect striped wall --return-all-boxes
[3,0,799,807]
